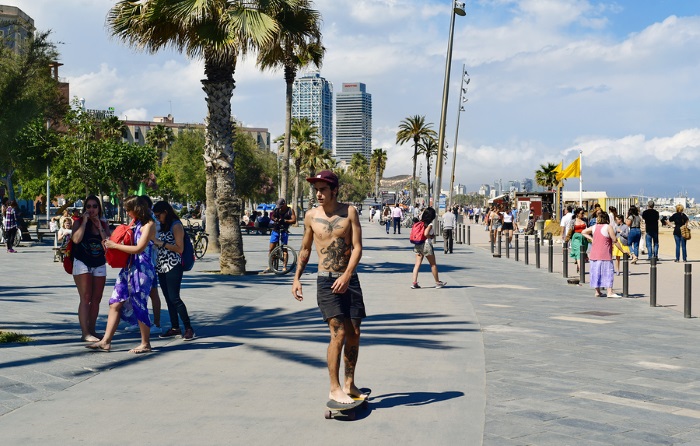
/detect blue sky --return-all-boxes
[7,0,700,199]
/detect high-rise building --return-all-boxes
[335,82,372,164]
[0,5,34,54]
[292,73,333,152]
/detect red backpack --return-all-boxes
[105,224,134,268]
[409,221,427,244]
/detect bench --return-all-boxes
[241,226,272,235]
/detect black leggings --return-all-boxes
[158,264,192,330]
[5,227,17,250]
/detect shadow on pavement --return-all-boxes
[370,390,465,408]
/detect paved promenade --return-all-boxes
[1,218,700,445]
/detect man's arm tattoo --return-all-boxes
[297,251,310,275]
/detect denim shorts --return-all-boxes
[269,230,288,245]
[316,274,366,322]
[73,258,107,277]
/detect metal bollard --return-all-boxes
[524,235,529,265]
[579,245,586,284]
[563,243,569,277]
[495,233,502,258]
[490,234,494,254]
[506,235,510,259]
[515,234,519,262]
[684,264,692,318]
[456,224,462,244]
[535,235,541,269]
[622,253,629,298]
[650,258,657,307]
[467,225,471,245]
[548,238,553,273]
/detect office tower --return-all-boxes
[335,82,372,164]
[292,72,333,152]
[0,5,34,54]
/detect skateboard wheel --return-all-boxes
[325,410,333,419]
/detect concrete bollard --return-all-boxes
[514,234,519,262]
[650,258,657,307]
[684,264,692,318]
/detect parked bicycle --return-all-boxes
[183,218,208,259]
[268,227,297,275]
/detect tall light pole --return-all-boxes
[433,1,466,212]
[448,65,470,208]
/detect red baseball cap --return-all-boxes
[306,170,339,189]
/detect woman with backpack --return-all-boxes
[410,207,446,290]
[87,195,155,353]
[152,201,195,341]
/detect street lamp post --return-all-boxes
[433,1,466,213]
[447,65,470,208]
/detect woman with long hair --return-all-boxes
[152,201,195,341]
[71,195,111,342]
[626,205,642,263]
[411,207,446,289]
[87,196,156,353]
[569,207,588,273]
[668,204,689,262]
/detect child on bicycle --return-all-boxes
[263,198,297,273]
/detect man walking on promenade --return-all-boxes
[391,203,403,234]
[642,201,660,260]
[292,170,367,404]
[560,205,573,243]
[442,207,456,254]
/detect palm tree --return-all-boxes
[535,162,560,191]
[256,0,324,204]
[369,148,387,199]
[348,152,368,179]
[396,115,436,207]
[107,0,280,275]
[290,117,319,215]
[146,124,174,165]
[100,116,126,141]
[417,135,441,205]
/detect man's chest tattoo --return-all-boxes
[314,216,345,234]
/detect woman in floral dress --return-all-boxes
[87,196,156,353]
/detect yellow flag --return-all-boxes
[556,158,580,181]
[553,161,562,173]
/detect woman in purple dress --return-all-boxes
[87,196,156,353]
[581,212,624,298]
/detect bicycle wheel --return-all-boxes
[269,245,297,275]
[194,235,208,259]
[13,230,22,247]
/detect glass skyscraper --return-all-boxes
[335,82,372,164]
[291,73,333,152]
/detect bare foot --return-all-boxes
[82,334,101,342]
[344,384,369,399]
[329,388,354,404]
[128,343,152,354]
[86,342,110,352]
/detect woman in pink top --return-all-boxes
[581,212,624,298]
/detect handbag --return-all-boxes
[105,224,134,268]
[565,224,575,242]
[681,223,691,240]
[63,239,74,274]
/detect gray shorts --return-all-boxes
[316,274,366,322]
[413,242,434,256]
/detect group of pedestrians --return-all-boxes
[60,194,195,353]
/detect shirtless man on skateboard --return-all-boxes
[292,170,367,405]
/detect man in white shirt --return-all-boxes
[560,205,573,243]
[391,204,403,234]
[442,208,456,254]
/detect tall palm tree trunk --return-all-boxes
[281,76,293,201]
[410,140,419,206]
[375,165,380,198]
[293,160,301,225]
[201,69,245,275]
[205,170,220,252]
[426,155,432,206]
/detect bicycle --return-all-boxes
[268,227,297,275]
[183,219,208,259]
[0,225,22,248]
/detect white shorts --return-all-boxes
[73,258,107,277]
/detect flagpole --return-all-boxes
[578,150,583,207]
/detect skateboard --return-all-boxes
[324,389,371,420]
